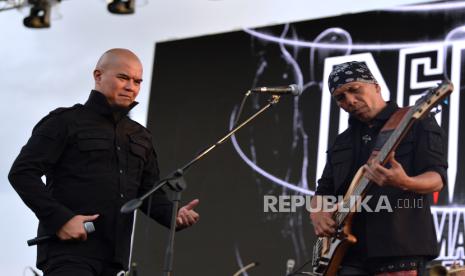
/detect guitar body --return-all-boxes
[312,168,363,276]
[312,223,356,276]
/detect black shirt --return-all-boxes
[315,101,448,260]
[9,90,173,269]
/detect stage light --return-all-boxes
[107,0,134,14]
[23,0,50,28]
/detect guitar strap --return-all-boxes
[369,107,411,162]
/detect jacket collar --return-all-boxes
[84,90,138,119]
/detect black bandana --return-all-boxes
[328,61,378,94]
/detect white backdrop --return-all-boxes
[0,0,426,274]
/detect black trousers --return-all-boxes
[42,255,125,276]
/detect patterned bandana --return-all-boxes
[328,61,378,94]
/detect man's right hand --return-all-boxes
[56,214,99,241]
[310,211,337,237]
[309,195,336,237]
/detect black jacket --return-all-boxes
[315,102,448,259]
[9,90,173,269]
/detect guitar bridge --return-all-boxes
[335,227,347,240]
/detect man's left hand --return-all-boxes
[363,152,409,189]
[176,199,200,229]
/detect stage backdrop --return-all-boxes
[131,2,465,275]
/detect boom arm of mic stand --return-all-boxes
[121,95,281,213]
[180,94,282,172]
[120,174,180,213]
[120,95,282,276]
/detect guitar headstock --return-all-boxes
[412,81,454,119]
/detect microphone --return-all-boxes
[27,221,95,246]
[250,84,302,96]
[286,259,295,275]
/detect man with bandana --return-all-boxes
[9,49,200,276]
[309,61,448,275]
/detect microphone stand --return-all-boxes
[121,95,282,276]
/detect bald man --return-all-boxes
[9,49,199,276]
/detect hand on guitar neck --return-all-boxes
[363,152,443,194]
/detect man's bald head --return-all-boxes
[93,48,143,108]
[95,48,142,72]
